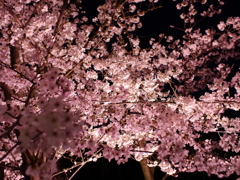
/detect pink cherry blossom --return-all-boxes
[0,0,240,179]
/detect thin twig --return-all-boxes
[0,1,23,27]
[168,80,178,98]
[0,142,19,162]
[22,0,43,29]
[53,0,68,36]
[0,60,35,84]
[0,120,20,139]
[51,148,102,180]
[0,163,20,170]
[91,100,175,105]
[193,3,224,28]
[68,148,103,180]
[161,174,169,180]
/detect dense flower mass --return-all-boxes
[0,0,239,179]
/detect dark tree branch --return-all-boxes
[0,142,19,162]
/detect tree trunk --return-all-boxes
[139,139,155,180]
[140,158,155,180]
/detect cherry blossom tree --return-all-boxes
[0,0,239,180]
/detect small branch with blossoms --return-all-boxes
[51,148,103,180]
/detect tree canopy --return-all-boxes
[0,0,239,179]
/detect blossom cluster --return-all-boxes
[0,0,239,179]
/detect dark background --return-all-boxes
[63,157,239,180]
